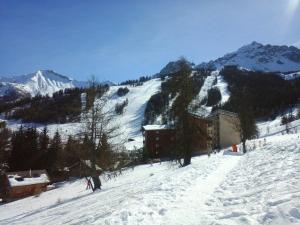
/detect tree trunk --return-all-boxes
[183,152,191,166]
[91,143,101,191]
[242,139,246,153]
[92,175,101,191]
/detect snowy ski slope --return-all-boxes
[2,78,161,149]
[0,133,299,225]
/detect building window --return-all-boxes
[156,137,159,141]
[156,131,159,134]
[170,137,174,141]
[155,144,159,148]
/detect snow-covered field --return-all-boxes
[1,133,299,225]
[105,78,161,150]
[258,110,300,138]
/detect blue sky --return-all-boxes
[0,0,300,82]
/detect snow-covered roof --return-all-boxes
[209,109,239,118]
[6,170,50,187]
[142,124,171,131]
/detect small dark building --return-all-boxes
[0,170,50,202]
[142,125,176,158]
[142,110,240,158]
[142,117,213,158]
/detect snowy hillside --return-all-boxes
[105,79,161,150]
[1,133,299,225]
[2,78,162,149]
[258,109,300,138]
[191,70,230,117]
[197,42,300,73]
[0,70,86,97]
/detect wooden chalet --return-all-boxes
[0,170,50,202]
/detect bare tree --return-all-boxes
[234,107,258,153]
[81,77,120,191]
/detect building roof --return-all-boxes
[208,109,239,118]
[190,112,213,121]
[5,170,50,187]
[142,124,171,131]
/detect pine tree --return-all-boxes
[170,58,204,166]
[37,127,50,169]
[9,126,25,171]
[63,135,81,167]
[0,122,11,173]
[23,127,39,169]
[47,130,62,173]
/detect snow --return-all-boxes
[257,108,300,138]
[198,42,300,73]
[142,124,169,131]
[0,70,86,97]
[81,160,102,171]
[0,117,83,142]
[214,72,230,104]
[1,133,299,225]
[196,71,218,103]
[7,173,50,187]
[281,71,300,80]
[104,78,161,150]
[191,70,230,117]
[1,78,161,149]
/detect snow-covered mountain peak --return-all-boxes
[0,70,85,98]
[0,70,72,84]
[35,70,73,82]
[197,42,300,73]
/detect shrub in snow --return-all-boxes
[206,87,221,106]
[116,87,129,97]
[115,99,129,115]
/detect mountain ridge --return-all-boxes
[0,70,87,98]
[197,41,300,73]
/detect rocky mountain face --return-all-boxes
[0,70,86,99]
[197,42,300,73]
[157,60,195,77]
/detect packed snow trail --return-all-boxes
[205,135,300,225]
[0,134,299,225]
[158,155,242,225]
[196,71,218,103]
[192,71,229,117]
[0,149,241,225]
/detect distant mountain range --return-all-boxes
[2,42,300,101]
[0,70,116,101]
[196,41,300,73]
[0,70,86,99]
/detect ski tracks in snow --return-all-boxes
[205,135,300,225]
[160,154,242,225]
[1,135,299,225]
